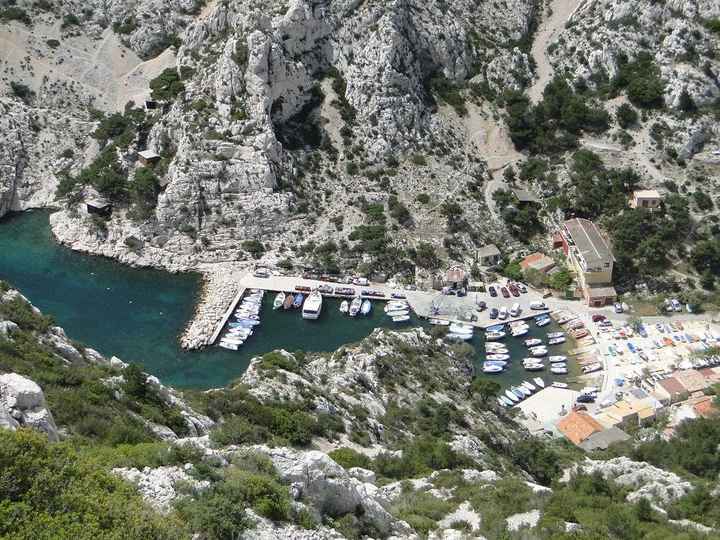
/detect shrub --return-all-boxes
[328,447,372,470]
[149,68,185,101]
[46,38,60,49]
[61,13,80,29]
[613,52,665,109]
[616,103,638,128]
[242,239,265,259]
[430,75,467,116]
[10,81,33,104]
[0,7,31,25]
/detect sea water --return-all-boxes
[0,211,575,390]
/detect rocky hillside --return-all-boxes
[2,281,720,538]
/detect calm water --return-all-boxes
[0,210,575,391]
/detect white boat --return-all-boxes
[228,327,252,336]
[392,315,410,323]
[552,382,569,389]
[514,385,531,397]
[221,336,246,345]
[485,343,508,351]
[551,366,568,375]
[450,322,474,334]
[234,318,260,326]
[551,363,567,369]
[386,309,410,317]
[483,364,504,374]
[548,336,566,345]
[549,355,567,363]
[497,397,507,407]
[447,332,472,340]
[511,327,529,337]
[524,338,543,347]
[524,363,545,371]
[273,293,285,310]
[485,330,506,341]
[500,396,513,406]
[349,297,362,317]
[529,346,547,357]
[485,360,507,367]
[361,300,372,316]
[219,341,239,350]
[533,377,545,388]
[384,302,408,312]
[429,318,450,326]
[522,380,536,392]
[302,291,323,320]
[536,318,551,327]
[505,389,520,403]
[486,353,510,361]
[485,347,509,355]
[547,332,564,339]
[339,300,349,314]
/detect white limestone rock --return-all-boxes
[506,509,541,532]
[0,373,58,441]
[113,465,210,511]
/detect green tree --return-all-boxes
[616,103,638,128]
[471,378,501,404]
[150,68,186,101]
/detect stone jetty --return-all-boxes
[180,263,250,350]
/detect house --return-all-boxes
[673,369,709,395]
[653,377,689,404]
[444,265,467,288]
[557,410,604,445]
[630,190,662,210]
[512,188,540,204]
[138,149,161,166]
[579,427,631,451]
[595,398,658,429]
[477,244,501,267]
[693,396,718,418]
[557,218,616,307]
[83,187,111,217]
[520,252,556,274]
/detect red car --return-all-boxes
[500,287,510,298]
[592,314,606,323]
[508,284,520,297]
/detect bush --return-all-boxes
[328,447,372,470]
[61,13,80,29]
[430,75,467,116]
[10,81,33,104]
[613,52,665,109]
[242,239,265,259]
[0,7,31,25]
[149,68,185,101]
[616,103,638,128]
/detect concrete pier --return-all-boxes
[210,287,246,346]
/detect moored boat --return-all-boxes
[349,297,362,317]
[529,346,547,357]
[485,330,506,341]
[549,355,567,363]
[392,314,410,323]
[361,299,372,316]
[429,318,450,326]
[283,294,294,310]
[548,336,566,345]
[533,377,545,388]
[505,389,520,403]
[292,293,305,309]
[551,366,568,375]
[446,332,472,340]
[552,382,569,389]
[219,341,240,351]
[302,291,323,320]
[536,317,551,327]
[483,364,504,374]
[449,322,474,334]
[386,309,410,317]
[486,353,510,361]
[524,338,543,347]
[273,292,285,310]
[339,300,349,314]
[547,332,564,339]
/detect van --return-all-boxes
[498,307,508,320]
[509,303,520,317]
[529,301,545,310]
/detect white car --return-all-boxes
[671,299,682,312]
[498,306,508,320]
[614,302,623,314]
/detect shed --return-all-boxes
[138,149,161,166]
[557,411,604,446]
[520,252,556,274]
[477,244,501,267]
[444,265,467,287]
[578,427,630,451]
[513,188,540,204]
[86,198,112,217]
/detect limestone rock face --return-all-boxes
[113,465,210,511]
[0,373,59,441]
[565,457,693,506]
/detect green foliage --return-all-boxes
[389,489,455,536]
[612,52,665,109]
[0,296,53,333]
[692,190,714,211]
[505,76,609,154]
[242,239,265,259]
[413,242,441,270]
[430,75,467,116]
[493,189,546,239]
[149,68,185,101]
[92,112,134,146]
[10,81,33,104]
[61,13,80,29]
[0,429,185,539]
[76,145,129,202]
[130,167,161,218]
[372,436,471,480]
[616,103,639,128]
[388,195,412,226]
[113,17,138,35]
[470,377,501,404]
[501,258,523,281]
[704,18,720,34]
[510,438,561,486]
[257,351,298,373]
[691,239,720,276]
[203,386,343,448]
[0,7,31,25]
[328,447,372,470]
[415,193,430,204]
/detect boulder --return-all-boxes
[113,465,210,512]
[0,373,58,441]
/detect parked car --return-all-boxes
[518,283,527,293]
[498,307,508,320]
[489,308,499,319]
[489,286,497,297]
[500,287,510,298]
[508,284,520,297]
[577,394,596,404]
[592,314,606,322]
[614,302,624,314]
[542,290,553,299]
[476,300,487,311]
[671,299,682,312]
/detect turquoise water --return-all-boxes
[0,210,574,391]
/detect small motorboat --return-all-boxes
[524,363,545,372]
[485,343,508,352]
[500,396,514,407]
[524,338,543,347]
[522,380,536,392]
[293,293,305,308]
[485,347,509,355]
[392,314,410,323]
[511,327,529,337]
[513,385,530,397]
[549,355,567,363]
[219,341,240,350]
[273,292,285,310]
[548,336,566,345]
[446,332,472,341]
[529,346,547,357]
[552,382,569,389]
[483,364,504,374]
[486,324,506,332]
[349,297,362,317]
[384,301,408,312]
[550,362,567,369]
[232,319,260,327]
[533,377,545,388]
[582,363,602,374]
[485,330,506,341]
[536,317,551,327]
[573,329,589,339]
[484,360,507,367]
[505,389,520,402]
[551,366,568,375]
[486,353,510,361]
[361,299,372,316]
[450,322,474,334]
[429,318,450,326]
[340,300,349,314]
[283,294,294,310]
[386,309,410,317]
[497,397,507,407]
[547,332,564,339]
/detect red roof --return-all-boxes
[657,377,686,396]
[557,411,604,445]
[693,397,718,418]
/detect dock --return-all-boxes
[210,287,246,346]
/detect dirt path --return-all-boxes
[527,0,584,104]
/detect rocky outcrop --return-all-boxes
[113,464,210,511]
[0,373,59,441]
[563,457,694,506]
